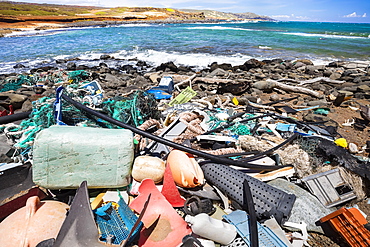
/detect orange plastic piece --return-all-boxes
[166,150,205,188]
[0,196,69,247]
[320,207,370,247]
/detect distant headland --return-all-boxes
[0,1,275,35]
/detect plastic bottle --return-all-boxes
[185,213,237,245]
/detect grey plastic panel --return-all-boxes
[202,163,296,224]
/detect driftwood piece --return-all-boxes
[277,77,344,85]
[249,101,275,110]
[193,77,233,84]
[264,79,321,98]
[174,74,197,91]
[169,74,233,83]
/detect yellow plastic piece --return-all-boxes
[232,97,239,106]
[334,138,348,148]
[90,193,105,210]
[168,86,197,106]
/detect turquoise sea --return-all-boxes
[1,21,370,73]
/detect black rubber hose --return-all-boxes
[0,111,31,124]
[243,179,258,247]
[61,94,286,170]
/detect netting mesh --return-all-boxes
[102,90,160,127]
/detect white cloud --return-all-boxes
[362,13,367,17]
[271,15,290,18]
[270,14,308,20]
[295,15,309,20]
[343,12,361,18]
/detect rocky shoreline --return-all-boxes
[2,56,370,143]
[1,56,370,246]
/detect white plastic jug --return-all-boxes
[185,213,237,245]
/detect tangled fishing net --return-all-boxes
[0,69,160,160]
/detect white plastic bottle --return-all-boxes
[185,213,237,245]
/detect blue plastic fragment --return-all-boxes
[94,194,142,245]
[276,123,296,132]
[147,89,172,100]
[223,210,288,247]
[54,86,67,125]
[94,203,113,217]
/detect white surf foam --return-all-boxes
[283,32,368,39]
[187,26,256,31]
[114,24,155,28]
[113,49,255,69]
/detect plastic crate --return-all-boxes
[320,207,370,247]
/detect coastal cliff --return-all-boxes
[0,1,275,33]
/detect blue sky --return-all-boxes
[17,0,370,23]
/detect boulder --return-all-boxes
[0,92,28,110]
[76,64,90,70]
[131,75,151,89]
[295,59,313,65]
[102,73,126,89]
[13,63,25,69]
[30,66,56,73]
[252,80,275,91]
[207,68,227,77]
[66,62,76,71]
[293,62,306,69]
[329,72,342,80]
[358,84,370,92]
[210,63,232,72]
[243,59,264,70]
[100,54,111,60]
[99,62,109,68]
[156,61,179,73]
[55,59,66,64]
[136,60,147,67]
[217,81,249,95]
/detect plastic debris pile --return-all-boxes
[1,59,370,247]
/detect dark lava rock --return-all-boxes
[100,55,111,60]
[30,66,56,73]
[55,59,66,64]
[13,63,25,69]
[76,64,90,70]
[217,81,249,95]
[271,58,284,64]
[156,61,179,73]
[295,59,313,65]
[66,62,76,71]
[293,62,306,69]
[136,60,147,67]
[99,62,109,68]
[178,65,194,73]
[243,59,265,70]
[120,64,137,74]
[210,62,233,72]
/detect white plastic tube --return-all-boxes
[185,213,237,245]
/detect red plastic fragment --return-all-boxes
[129,179,191,247]
[161,164,186,207]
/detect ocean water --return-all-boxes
[1,21,370,74]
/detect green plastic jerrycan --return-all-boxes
[33,125,134,189]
